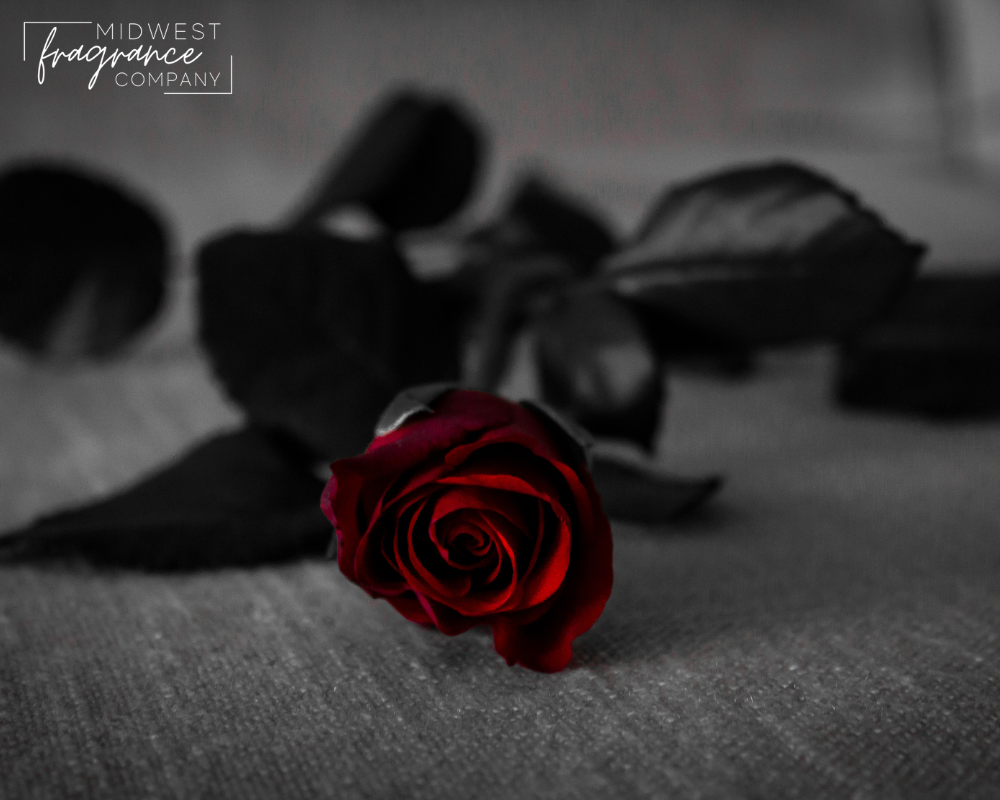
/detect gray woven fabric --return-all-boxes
[3,350,1000,798]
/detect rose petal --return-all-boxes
[494,501,570,611]
[352,493,426,593]
[341,391,570,538]
[490,465,612,672]
[418,491,520,613]
[432,451,576,613]
[385,592,433,626]
[404,504,474,600]
[435,514,491,564]
[390,502,463,600]
[436,456,572,537]
[414,591,478,636]
[429,482,535,532]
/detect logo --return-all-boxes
[23,20,232,94]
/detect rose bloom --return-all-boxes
[322,389,613,672]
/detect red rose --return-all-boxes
[321,389,613,672]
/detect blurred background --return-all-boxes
[3,0,1000,529]
[4,0,1000,259]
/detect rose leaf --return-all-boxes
[289,89,482,231]
[198,230,463,461]
[0,162,168,359]
[456,254,576,392]
[464,176,617,275]
[836,274,1000,417]
[534,288,664,450]
[602,161,924,351]
[520,398,595,469]
[506,177,617,273]
[0,426,330,570]
[589,455,722,524]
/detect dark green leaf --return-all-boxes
[0,162,167,359]
[0,427,330,570]
[290,89,482,231]
[603,161,923,349]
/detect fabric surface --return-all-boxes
[2,347,1000,798]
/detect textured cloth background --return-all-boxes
[2,347,999,798]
